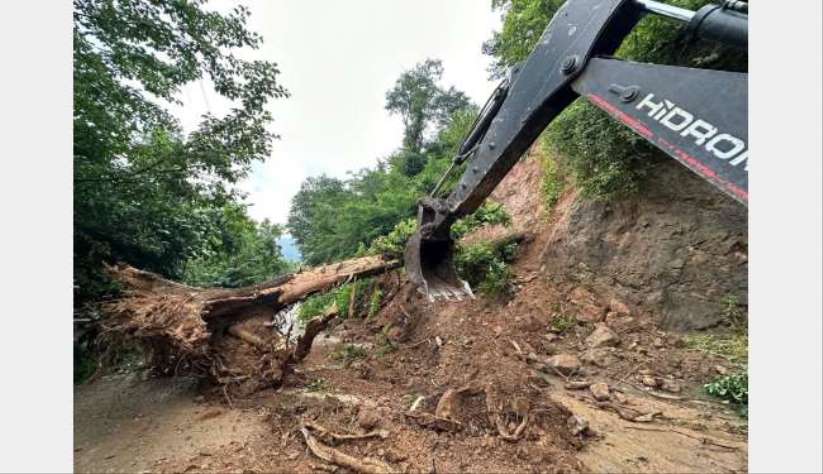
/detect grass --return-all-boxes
[367,287,383,319]
[306,378,331,393]
[550,313,577,334]
[685,333,748,363]
[331,344,368,365]
[537,143,566,212]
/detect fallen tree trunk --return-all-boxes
[102,255,400,394]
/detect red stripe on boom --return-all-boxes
[588,94,653,139]
[587,94,748,203]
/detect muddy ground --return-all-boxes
[75,152,748,473]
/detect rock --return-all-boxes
[564,380,592,390]
[567,414,589,436]
[608,297,631,315]
[356,409,381,430]
[641,375,660,388]
[576,307,605,323]
[570,286,597,305]
[530,371,551,388]
[590,382,610,401]
[546,354,581,375]
[661,379,681,393]
[604,311,624,325]
[543,333,559,343]
[586,324,620,348]
[653,337,665,348]
[570,287,606,322]
[581,348,617,368]
[613,392,628,404]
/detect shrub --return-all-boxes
[537,146,565,211]
[450,201,512,238]
[298,290,338,323]
[368,201,512,258]
[455,240,519,297]
[705,370,748,417]
[369,218,417,258]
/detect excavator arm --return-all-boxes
[405,0,748,300]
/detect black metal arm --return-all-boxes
[406,0,747,300]
[418,0,747,241]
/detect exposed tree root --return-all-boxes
[484,385,530,442]
[408,383,531,442]
[404,411,464,432]
[303,420,389,445]
[101,256,400,394]
[300,425,392,474]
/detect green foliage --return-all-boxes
[367,202,512,260]
[550,313,577,334]
[685,334,748,364]
[546,101,653,199]
[454,240,519,297]
[298,291,337,323]
[385,59,471,153]
[721,294,747,330]
[451,201,512,238]
[484,0,747,200]
[368,288,384,319]
[334,284,356,319]
[182,207,292,288]
[74,0,289,302]
[705,370,748,417]
[537,143,566,211]
[297,278,378,323]
[482,0,565,79]
[369,218,418,258]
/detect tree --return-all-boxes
[286,60,478,267]
[385,59,471,153]
[182,205,292,288]
[73,0,289,302]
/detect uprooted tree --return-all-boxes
[102,255,400,396]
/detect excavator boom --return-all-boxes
[404,0,748,301]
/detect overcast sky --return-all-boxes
[175,0,502,225]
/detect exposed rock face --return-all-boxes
[540,160,747,331]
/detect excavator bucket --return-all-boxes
[404,229,474,302]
